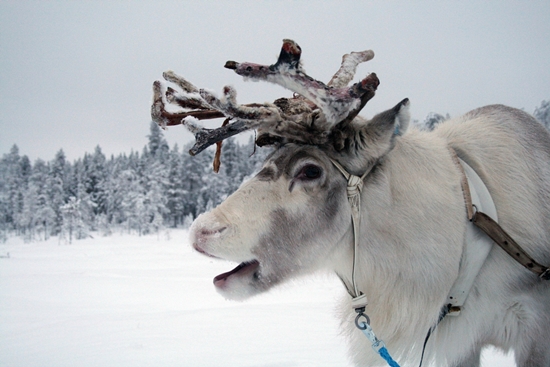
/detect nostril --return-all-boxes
[190,225,228,257]
[200,227,227,237]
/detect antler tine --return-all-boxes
[225,39,378,125]
[163,70,199,93]
[337,72,379,126]
[165,86,200,109]
[183,117,252,156]
[328,50,375,89]
[151,80,176,128]
[200,86,281,123]
[183,86,282,155]
[152,70,284,156]
[151,80,224,129]
[162,71,222,112]
[162,70,280,123]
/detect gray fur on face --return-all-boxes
[252,168,344,287]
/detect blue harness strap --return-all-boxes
[355,308,401,367]
[379,347,401,367]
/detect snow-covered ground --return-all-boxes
[0,230,515,367]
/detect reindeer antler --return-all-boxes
[225,39,378,125]
[151,72,281,156]
[151,39,379,161]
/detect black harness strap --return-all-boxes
[418,305,450,367]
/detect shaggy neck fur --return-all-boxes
[332,128,465,365]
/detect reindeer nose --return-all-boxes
[191,226,227,258]
[193,225,227,245]
[199,227,227,237]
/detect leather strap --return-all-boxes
[452,150,549,281]
[446,153,497,315]
[472,211,550,280]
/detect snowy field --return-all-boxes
[0,230,515,367]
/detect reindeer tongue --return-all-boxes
[213,260,260,287]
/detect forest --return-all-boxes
[0,121,271,243]
[1,101,549,243]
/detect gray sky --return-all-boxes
[1,1,549,161]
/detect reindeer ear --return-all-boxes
[367,98,410,138]
[343,98,410,159]
[392,98,410,136]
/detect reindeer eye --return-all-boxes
[298,164,322,180]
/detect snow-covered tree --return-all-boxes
[115,168,144,234]
[142,159,169,235]
[82,146,107,223]
[220,138,243,193]
[70,160,96,231]
[421,112,449,131]
[534,100,550,131]
[19,159,56,241]
[181,144,214,218]
[165,145,186,227]
[0,145,29,234]
[60,197,90,244]
[147,121,170,161]
[48,149,68,235]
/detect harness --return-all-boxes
[330,149,550,367]
[330,158,400,367]
[446,151,500,316]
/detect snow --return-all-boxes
[0,230,516,367]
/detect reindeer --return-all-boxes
[152,40,550,367]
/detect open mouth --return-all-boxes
[213,260,260,288]
[192,242,261,289]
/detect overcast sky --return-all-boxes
[1,1,549,162]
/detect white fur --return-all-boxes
[190,104,550,367]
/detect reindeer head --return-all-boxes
[152,40,410,300]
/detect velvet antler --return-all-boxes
[151,39,379,161]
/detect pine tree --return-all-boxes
[142,159,169,235]
[70,159,96,235]
[20,159,56,241]
[97,155,121,235]
[180,143,211,218]
[82,146,107,224]
[140,121,171,234]
[60,197,90,244]
[116,168,143,234]
[147,121,170,161]
[421,112,449,131]
[165,145,186,227]
[0,145,25,233]
[123,177,148,235]
[49,149,68,235]
[221,138,242,193]
[534,100,550,131]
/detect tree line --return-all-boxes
[0,122,270,243]
[1,101,548,243]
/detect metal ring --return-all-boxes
[354,313,370,330]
